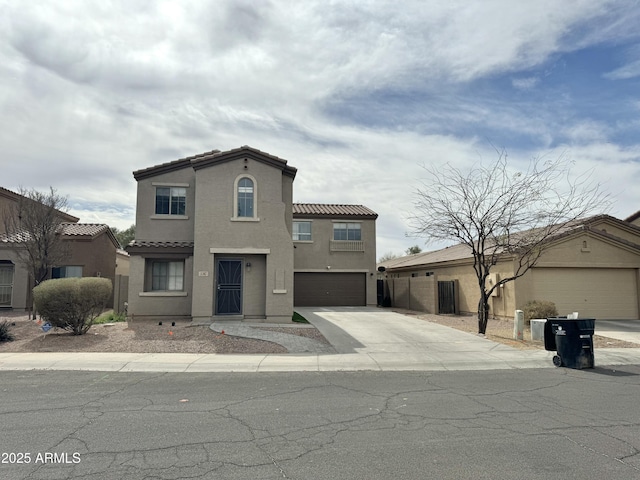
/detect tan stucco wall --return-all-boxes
[116,251,130,276]
[135,167,196,243]
[386,276,437,312]
[127,255,194,319]
[64,234,117,283]
[293,217,378,306]
[514,232,640,318]
[0,248,30,310]
[190,158,294,322]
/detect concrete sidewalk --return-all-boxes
[1,348,640,373]
[2,307,640,372]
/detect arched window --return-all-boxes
[237,177,254,218]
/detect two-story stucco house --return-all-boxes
[126,146,378,323]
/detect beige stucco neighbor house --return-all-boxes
[126,146,378,323]
[379,215,640,320]
[0,206,120,311]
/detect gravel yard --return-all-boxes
[1,309,637,354]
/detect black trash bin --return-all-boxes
[544,317,595,369]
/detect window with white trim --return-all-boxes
[155,187,186,215]
[293,221,312,241]
[333,222,361,241]
[151,260,184,291]
[237,178,254,218]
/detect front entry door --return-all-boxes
[216,259,242,315]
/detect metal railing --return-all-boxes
[330,240,365,252]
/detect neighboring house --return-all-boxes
[126,146,378,322]
[0,186,79,235]
[116,249,130,276]
[379,215,640,320]
[0,187,121,311]
[625,210,640,227]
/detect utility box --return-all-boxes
[530,319,547,342]
[514,310,524,340]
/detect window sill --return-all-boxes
[231,217,260,222]
[293,240,313,244]
[139,291,188,297]
[151,215,189,220]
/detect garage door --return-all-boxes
[531,268,638,319]
[294,272,366,307]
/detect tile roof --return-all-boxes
[133,145,298,180]
[293,203,378,218]
[1,223,118,247]
[127,240,195,249]
[133,149,222,180]
[60,223,109,237]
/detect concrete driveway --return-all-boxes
[296,307,640,370]
[295,306,550,370]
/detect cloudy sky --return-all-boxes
[2,1,640,258]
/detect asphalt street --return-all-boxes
[2,367,640,480]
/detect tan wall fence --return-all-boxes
[382,276,438,313]
[113,275,129,315]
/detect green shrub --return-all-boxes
[33,277,113,335]
[522,300,558,322]
[94,311,126,324]
[0,320,14,342]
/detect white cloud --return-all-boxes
[1,0,639,256]
[604,59,640,80]
[512,77,540,90]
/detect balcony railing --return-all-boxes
[330,240,365,252]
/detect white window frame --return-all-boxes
[150,260,185,292]
[293,221,312,242]
[152,182,189,219]
[333,222,362,241]
[232,174,259,222]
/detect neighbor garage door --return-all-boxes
[294,272,366,307]
[531,268,638,319]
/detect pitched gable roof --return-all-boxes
[380,215,640,271]
[0,186,79,223]
[191,145,297,178]
[1,223,119,249]
[133,146,298,181]
[133,149,221,181]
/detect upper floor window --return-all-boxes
[156,187,186,215]
[333,222,361,241]
[237,177,254,218]
[293,221,312,241]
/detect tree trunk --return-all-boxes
[477,294,490,334]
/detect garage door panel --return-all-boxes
[532,268,638,319]
[294,273,365,307]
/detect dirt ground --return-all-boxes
[396,309,639,350]
[0,313,327,354]
[1,310,637,354]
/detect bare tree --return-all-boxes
[2,187,72,316]
[410,149,610,334]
